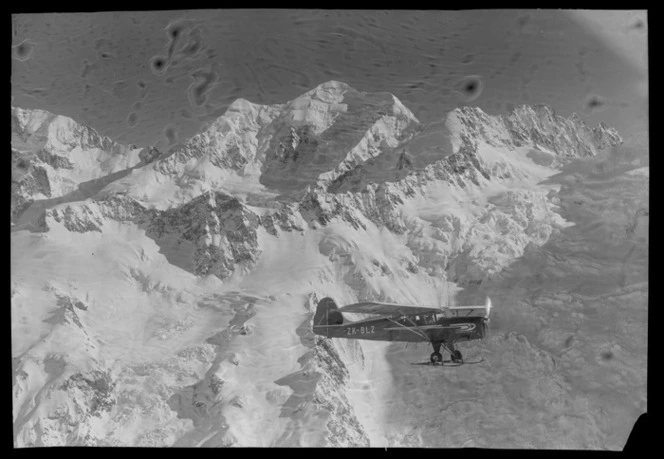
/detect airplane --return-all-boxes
[312,296,492,365]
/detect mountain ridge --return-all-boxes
[11,80,642,448]
[17,81,623,285]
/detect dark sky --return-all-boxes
[11,10,647,151]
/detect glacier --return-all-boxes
[11,80,646,448]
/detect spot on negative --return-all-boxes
[177,27,207,59]
[166,18,205,61]
[167,22,184,41]
[12,39,34,61]
[80,59,94,78]
[516,14,530,29]
[601,351,613,361]
[150,55,168,76]
[187,66,219,108]
[94,37,112,51]
[164,125,179,145]
[22,88,50,99]
[127,112,138,127]
[585,94,606,111]
[630,17,646,31]
[111,80,133,99]
[94,37,116,60]
[136,80,149,99]
[453,75,484,102]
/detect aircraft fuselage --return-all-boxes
[313,314,487,344]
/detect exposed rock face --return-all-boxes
[12,106,114,152]
[12,148,52,218]
[447,105,622,157]
[42,195,146,233]
[272,294,370,446]
[11,106,155,221]
[311,336,370,446]
[144,191,263,279]
[138,146,163,164]
[153,98,279,178]
[60,370,117,418]
[29,86,622,285]
[100,81,421,207]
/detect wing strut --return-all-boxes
[386,315,431,342]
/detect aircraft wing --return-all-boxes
[338,301,441,316]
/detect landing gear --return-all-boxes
[414,341,482,367]
[428,341,463,365]
[447,342,463,363]
[431,342,443,364]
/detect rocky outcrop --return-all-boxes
[107,81,421,203]
[311,336,370,446]
[60,370,117,418]
[447,105,622,157]
[12,106,115,153]
[271,294,370,446]
[12,149,52,219]
[42,195,146,233]
[144,191,263,279]
[138,146,163,164]
[11,106,156,221]
[35,93,622,286]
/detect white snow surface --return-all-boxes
[12,107,145,199]
[11,81,646,448]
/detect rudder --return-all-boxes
[313,297,344,327]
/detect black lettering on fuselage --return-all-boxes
[346,325,376,336]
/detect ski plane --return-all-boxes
[312,297,492,365]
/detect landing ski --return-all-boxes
[410,357,484,367]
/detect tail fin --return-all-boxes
[313,297,345,326]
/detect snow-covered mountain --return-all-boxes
[11,106,162,224]
[96,80,422,210]
[11,81,646,448]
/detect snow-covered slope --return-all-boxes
[100,80,421,209]
[11,106,161,223]
[12,81,645,448]
[446,104,622,158]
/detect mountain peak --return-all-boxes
[11,106,150,222]
[446,103,622,157]
[302,80,352,103]
[120,81,422,207]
